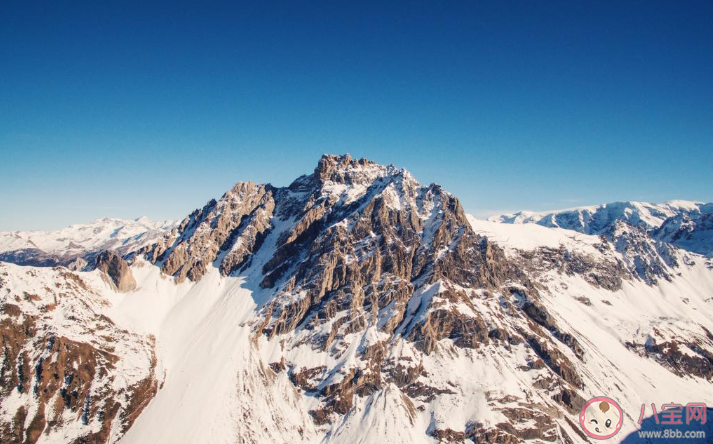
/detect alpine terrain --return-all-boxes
[1,154,713,444]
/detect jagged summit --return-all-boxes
[287,153,414,193]
[313,153,382,185]
[142,154,468,284]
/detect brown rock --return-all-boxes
[95,251,136,292]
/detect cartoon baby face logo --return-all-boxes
[580,397,623,440]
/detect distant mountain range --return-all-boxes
[1,154,712,444]
[0,217,175,269]
[493,200,713,257]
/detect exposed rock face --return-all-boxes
[95,251,136,292]
[0,263,156,444]
[261,180,520,339]
[254,155,529,347]
[517,244,629,291]
[625,332,713,380]
[261,156,523,336]
[141,181,276,283]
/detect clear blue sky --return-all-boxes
[1,1,712,231]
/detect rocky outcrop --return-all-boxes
[95,250,136,292]
[518,245,628,291]
[625,336,713,380]
[258,157,525,345]
[209,155,592,434]
[141,181,276,283]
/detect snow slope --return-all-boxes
[467,216,604,256]
[115,266,318,444]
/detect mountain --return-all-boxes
[492,201,713,283]
[653,203,713,258]
[490,201,704,233]
[1,154,713,444]
[0,217,175,270]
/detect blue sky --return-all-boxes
[1,1,712,231]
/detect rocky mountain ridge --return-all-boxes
[1,154,712,444]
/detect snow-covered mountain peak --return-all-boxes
[654,203,713,257]
[491,200,705,233]
[133,215,158,224]
[286,153,416,198]
[491,199,709,237]
[3,155,713,444]
[0,216,174,254]
[0,216,176,269]
[661,199,705,210]
[141,154,467,285]
[487,198,713,282]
